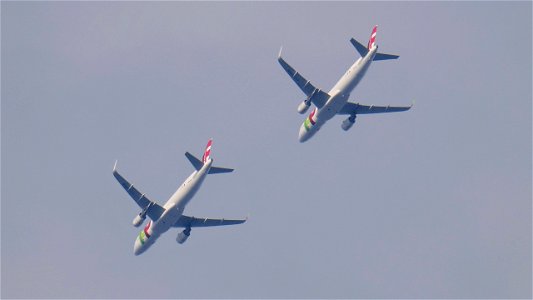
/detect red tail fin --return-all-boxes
[202,139,212,163]
[368,25,378,49]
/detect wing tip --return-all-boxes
[113,160,118,172]
[278,46,283,58]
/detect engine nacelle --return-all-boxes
[132,213,146,227]
[341,115,356,131]
[176,228,191,244]
[297,100,311,114]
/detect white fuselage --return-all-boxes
[133,159,213,255]
[298,47,378,142]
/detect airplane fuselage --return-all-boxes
[133,159,213,255]
[298,47,378,142]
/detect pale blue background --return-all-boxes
[2,2,531,298]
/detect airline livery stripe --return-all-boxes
[304,118,311,131]
[138,220,151,245]
[368,26,377,49]
[202,140,213,163]
[144,221,151,238]
[139,231,145,245]
[309,108,316,125]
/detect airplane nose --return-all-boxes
[133,237,142,256]
[298,124,308,143]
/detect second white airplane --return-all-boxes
[113,139,246,255]
[278,25,412,142]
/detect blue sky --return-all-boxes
[2,2,531,298]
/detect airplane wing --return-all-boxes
[278,51,329,108]
[173,215,247,228]
[112,163,165,221]
[338,102,412,115]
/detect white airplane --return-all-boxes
[113,139,246,255]
[278,25,412,142]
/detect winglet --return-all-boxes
[278,46,283,58]
[113,160,118,172]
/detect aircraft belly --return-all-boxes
[168,170,208,208]
[176,177,204,207]
[319,94,349,120]
[135,165,208,254]
[153,206,183,233]
[317,107,336,121]
[333,56,373,97]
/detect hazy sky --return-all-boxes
[2,2,531,299]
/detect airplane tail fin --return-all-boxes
[350,25,399,61]
[368,25,378,49]
[202,139,212,163]
[185,139,234,174]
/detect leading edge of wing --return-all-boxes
[338,101,413,115]
[112,161,165,221]
[173,215,247,228]
[277,49,328,108]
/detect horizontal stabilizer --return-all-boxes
[185,152,233,174]
[209,166,234,174]
[350,38,369,57]
[185,152,203,171]
[350,38,399,61]
[373,52,399,61]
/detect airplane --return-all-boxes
[112,139,246,255]
[278,25,412,142]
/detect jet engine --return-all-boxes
[341,115,356,131]
[176,227,191,244]
[132,212,146,227]
[297,99,311,114]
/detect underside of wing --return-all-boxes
[339,102,413,115]
[278,53,329,108]
[113,165,165,221]
[173,215,247,228]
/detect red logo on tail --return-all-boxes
[202,139,212,163]
[368,25,378,49]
